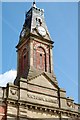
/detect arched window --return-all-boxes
[21,48,28,74]
[33,47,46,71]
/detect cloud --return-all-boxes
[0,70,17,87]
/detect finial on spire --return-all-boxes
[33,0,36,8]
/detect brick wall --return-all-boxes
[0,105,6,120]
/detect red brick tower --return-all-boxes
[16,2,54,80]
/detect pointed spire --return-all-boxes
[33,0,36,8]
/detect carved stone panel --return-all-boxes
[8,86,18,100]
[27,91,59,108]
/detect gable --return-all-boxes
[28,74,57,90]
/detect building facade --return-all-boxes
[0,2,80,120]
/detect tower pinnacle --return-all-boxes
[33,0,36,8]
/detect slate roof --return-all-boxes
[18,3,53,44]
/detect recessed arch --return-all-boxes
[33,46,47,72]
[21,48,28,75]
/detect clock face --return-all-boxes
[37,26,46,37]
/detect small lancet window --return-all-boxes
[40,53,42,68]
[24,55,26,59]
[23,55,26,70]
[36,17,42,26]
[40,53,42,56]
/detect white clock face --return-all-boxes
[37,26,46,37]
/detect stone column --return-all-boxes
[47,54,49,72]
[50,47,54,73]
[30,40,33,67]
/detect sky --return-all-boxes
[1,2,78,103]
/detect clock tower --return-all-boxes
[16,2,54,80]
[0,2,79,120]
